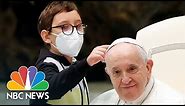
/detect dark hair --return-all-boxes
[37,1,78,34]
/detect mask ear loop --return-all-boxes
[50,42,57,49]
[49,32,60,50]
[50,32,59,37]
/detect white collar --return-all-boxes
[118,77,155,105]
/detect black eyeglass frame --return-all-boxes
[50,24,87,35]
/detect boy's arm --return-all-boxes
[37,58,90,99]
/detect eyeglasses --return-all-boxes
[51,24,87,35]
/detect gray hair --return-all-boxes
[135,44,148,63]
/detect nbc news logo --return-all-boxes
[6,66,49,100]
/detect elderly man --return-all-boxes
[90,37,185,105]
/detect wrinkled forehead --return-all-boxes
[104,43,139,71]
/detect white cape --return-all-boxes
[90,77,185,105]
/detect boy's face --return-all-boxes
[47,10,82,55]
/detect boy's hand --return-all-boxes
[87,45,109,66]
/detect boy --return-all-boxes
[30,1,108,105]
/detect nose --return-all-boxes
[121,72,132,84]
[73,28,78,34]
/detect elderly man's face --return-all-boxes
[105,43,153,101]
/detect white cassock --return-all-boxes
[90,77,185,105]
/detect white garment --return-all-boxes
[90,77,185,105]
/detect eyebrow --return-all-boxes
[127,64,139,70]
[57,20,82,26]
[111,64,138,70]
[56,21,69,26]
[111,67,120,71]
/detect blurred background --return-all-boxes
[0,0,185,105]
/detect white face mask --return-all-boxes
[51,29,84,57]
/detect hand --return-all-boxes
[87,45,109,66]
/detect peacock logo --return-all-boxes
[7,66,49,91]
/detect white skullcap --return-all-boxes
[106,37,146,52]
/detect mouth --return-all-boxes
[121,84,136,89]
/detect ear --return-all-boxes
[146,59,153,74]
[40,30,51,44]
